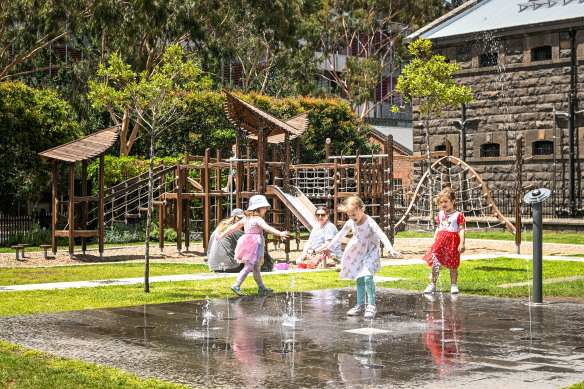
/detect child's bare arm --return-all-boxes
[458,224,466,253]
[261,223,289,238]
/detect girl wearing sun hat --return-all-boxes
[217,195,289,296]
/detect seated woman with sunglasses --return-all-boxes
[296,206,342,268]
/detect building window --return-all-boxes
[480,143,500,157]
[531,46,552,62]
[532,140,553,156]
[434,144,446,152]
[479,52,498,67]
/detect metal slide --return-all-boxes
[266,185,318,232]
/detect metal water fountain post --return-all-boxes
[523,188,551,304]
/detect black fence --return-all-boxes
[484,188,584,219]
[0,211,52,244]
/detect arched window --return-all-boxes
[480,143,500,157]
[531,46,552,62]
[532,140,553,156]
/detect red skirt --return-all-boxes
[422,231,461,270]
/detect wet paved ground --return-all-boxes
[0,288,583,388]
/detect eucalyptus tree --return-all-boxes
[305,0,448,121]
[88,45,212,292]
[76,0,209,156]
[0,0,90,81]
[194,0,321,96]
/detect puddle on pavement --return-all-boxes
[0,288,583,388]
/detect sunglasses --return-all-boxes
[315,213,327,217]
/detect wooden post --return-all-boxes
[216,150,223,223]
[235,129,243,209]
[81,160,88,253]
[68,163,75,256]
[515,135,523,254]
[176,159,183,253]
[284,132,291,192]
[99,154,104,256]
[184,151,190,251]
[51,161,58,254]
[203,148,211,253]
[333,156,339,228]
[445,139,452,188]
[385,135,395,244]
[355,150,361,197]
[257,128,266,194]
[159,160,166,251]
[325,138,331,161]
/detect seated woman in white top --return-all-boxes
[296,206,342,267]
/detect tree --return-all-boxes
[306,0,448,121]
[194,0,321,97]
[392,38,473,224]
[0,0,91,81]
[88,45,211,292]
[75,0,209,156]
[0,81,80,213]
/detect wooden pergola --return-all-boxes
[39,125,120,256]
[223,90,308,195]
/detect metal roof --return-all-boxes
[420,0,584,41]
[39,125,120,163]
[368,125,413,154]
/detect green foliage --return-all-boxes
[158,91,372,163]
[0,81,81,212]
[392,38,474,118]
[86,155,183,194]
[306,0,448,118]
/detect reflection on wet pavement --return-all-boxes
[0,288,583,388]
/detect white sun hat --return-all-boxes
[247,195,271,211]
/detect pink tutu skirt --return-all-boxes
[422,231,461,270]
[235,233,264,264]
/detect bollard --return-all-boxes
[523,188,551,304]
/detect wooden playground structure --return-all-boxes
[38,91,521,259]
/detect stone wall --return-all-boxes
[412,30,584,214]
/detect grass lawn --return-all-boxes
[0,340,189,389]
[0,263,208,286]
[1,257,583,388]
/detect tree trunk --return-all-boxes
[144,130,155,292]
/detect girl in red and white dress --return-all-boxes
[422,187,466,294]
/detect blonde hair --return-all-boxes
[339,196,364,213]
[244,209,263,217]
[434,187,457,206]
[217,216,238,234]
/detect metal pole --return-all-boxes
[532,201,543,304]
[524,188,550,304]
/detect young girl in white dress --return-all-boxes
[319,196,401,318]
[217,195,289,296]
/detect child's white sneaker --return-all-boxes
[451,284,459,294]
[347,305,365,316]
[364,305,377,319]
[424,283,436,294]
